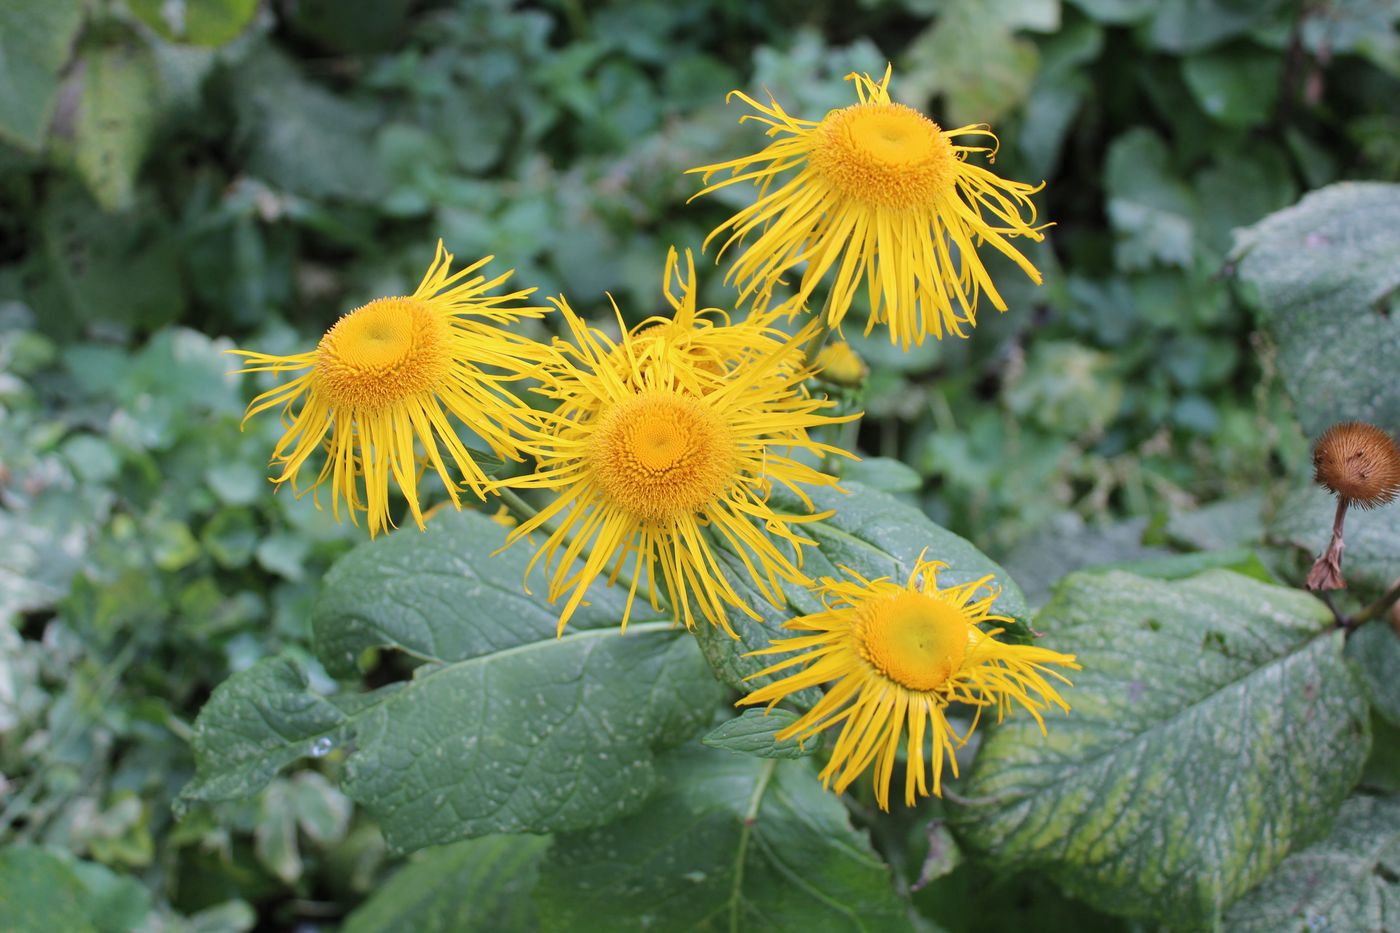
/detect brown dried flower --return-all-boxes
[1312,421,1400,509]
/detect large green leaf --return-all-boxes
[72,33,162,211]
[1181,45,1280,129]
[1350,620,1400,728]
[311,502,670,678]
[127,0,257,46]
[343,835,549,933]
[0,847,96,933]
[534,744,913,932]
[0,0,84,150]
[181,510,721,853]
[1231,182,1400,437]
[1105,128,1195,270]
[227,46,389,202]
[950,569,1371,928]
[1224,794,1400,932]
[1146,0,1284,53]
[694,482,1028,698]
[901,0,1041,126]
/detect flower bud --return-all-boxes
[815,341,868,388]
[1312,421,1400,508]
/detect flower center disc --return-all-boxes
[809,102,955,210]
[858,591,968,691]
[590,392,737,520]
[315,297,450,411]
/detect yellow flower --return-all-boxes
[503,295,851,636]
[543,246,801,418]
[739,555,1078,810]
[689,66,1046,349]
[231,242,550,537]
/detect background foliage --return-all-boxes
[2,0,1399,929]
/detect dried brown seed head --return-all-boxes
[1312,421,1400,508]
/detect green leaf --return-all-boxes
[343,836,548,933]
[228,46,389,202]
[842,456,922,494]
[694,482,1029,698]
[72,33,162,211]
[901,0,1041,126]
[1350,621,1400,729]
[183,510,721,853]
[127,0,257,46]
[180,656,370,804]
[0,0,84,150]
[1230,182,1400,437]
[1166,493,1266,552]
[1146,0,1283,53]
[702,709,820,759]
[311,501,667,678]
[33,184,187,336]
[1181,45,1281,128]
[950,569,1371,928]
[1105,128,1195,270]
[1267,486,1400,597]
[1223,794,1400,932]
[1065,0,1154,25]
[1088,546,1277,584]
[534,745,913,932]
[65,857,153,933]
[0,847,97,933]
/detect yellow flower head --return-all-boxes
[739,555,1078,810]
[544,246,801,417]
[231,241,550,537]
[689,66,1047,349]
[504,294,852,636]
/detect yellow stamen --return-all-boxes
[590,392,737,520]
[810,103,956,210]
[858,591,968,691]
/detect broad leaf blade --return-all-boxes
[1349,620,1400,728]
[313,502,633,678]
[1224,794,1400,932]
[950,569,1371,928]
[0,0,84,150]
[702,709,818,759]
[1231,182,1400,437]
[534,745,913,932]
[184,511,722,852]
[344,835,549,933]
[180,656,374,804]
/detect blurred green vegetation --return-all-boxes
[2,0,1399,929]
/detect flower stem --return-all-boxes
[801,288,838,364]
[1306,496,1349,593]
[1344,577,1400,631]
[495,486,539,524]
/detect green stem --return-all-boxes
[728,758,777,933]
[1345,577,1400,631]
[801,288,838,364]
[495,486,539,525]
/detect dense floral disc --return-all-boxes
[230,242,552,537]
[501,293,854,635]
[739,555,1079,810]
[689,66,1046,349]
[1312,421,1400,508]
